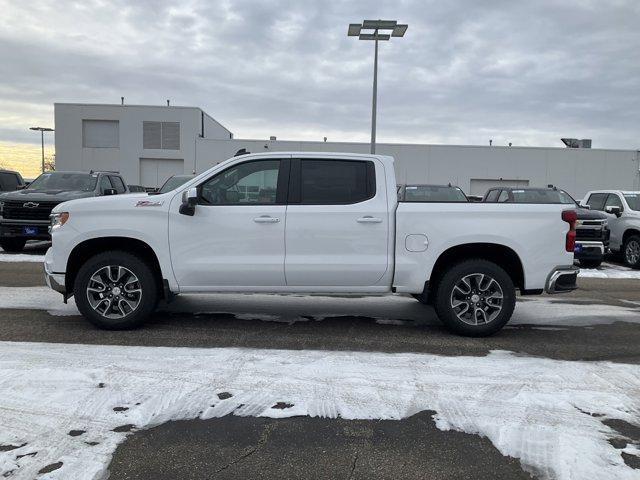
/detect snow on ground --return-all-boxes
[0,342,638,480]
[2,286,640,327]
[579,262,640,279]
[0,253,45,263]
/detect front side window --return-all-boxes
[604,194,623,211]
[200,160,280,205]
[586,193,608,211]
[99,176,113,193]
[624,193,640,211]
[484,190,500,202]
[109,176,127,194]
[299,160,374,204]
[497,190,509,202]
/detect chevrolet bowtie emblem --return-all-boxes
[23,202,40,208]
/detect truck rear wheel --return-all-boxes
[73,251,159,330]
[0,238,26,253]
[434,259,516,337]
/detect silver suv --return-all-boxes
[581,190,640,268]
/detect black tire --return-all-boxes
[578,259,602,269]
[411,292,430,305]
[73,250,159,330]
[434,259,516,337]
[0,238,26,253]
[623,235,640,269]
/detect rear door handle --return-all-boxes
[254,216,280,223]
[357,216,383,224]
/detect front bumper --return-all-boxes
[545,265,579,294]
[44,249,66,295]
[0,220,51,240]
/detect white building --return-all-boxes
[54,103,640,198]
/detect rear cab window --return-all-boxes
[401,185,467,202]
[290,159,376,204]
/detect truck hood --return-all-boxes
[0,189,96,203]
[575,207,608,220]
[51,192,159,213]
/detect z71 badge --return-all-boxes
[135,200,164,207]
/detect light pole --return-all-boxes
[29,127,54,173]
[348,20,407,154]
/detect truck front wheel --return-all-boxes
[434,259,516,337]
[73,251,159,330]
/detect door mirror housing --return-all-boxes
[103,188,118,196]
[579,203,590,210]
[605,205,622,217]
[179,187,198,216]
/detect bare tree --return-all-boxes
[43,153,56,172]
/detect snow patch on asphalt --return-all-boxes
[0,253,45,263]
[0,342,638,480]
[2,286,640,327]
[579,263,640,279]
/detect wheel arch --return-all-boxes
[428,243,525,295]
[66,237,165,298]
[622,228,640,245]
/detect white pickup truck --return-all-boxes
[44,152,578,336]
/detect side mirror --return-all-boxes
[16,185,26,190]
[580,203,590,210]
[605,205,622,217]
[179,187,198,216]
[103,188,118,196]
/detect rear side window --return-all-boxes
[109,176,127,194]
[586,193,607,211]
[497,190,509,202]
[298,160,375,204]
[0,172,20,191]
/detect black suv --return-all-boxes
[0,169,25,192]
[0,171,129,252]
[483,187,610,268]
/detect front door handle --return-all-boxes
[254,216,280,223]
[357,216,383,224]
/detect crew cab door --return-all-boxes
[284,157,389,286]
[168,157,290,289]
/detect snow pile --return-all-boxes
[0,342,638,480]
[0,253,44,263]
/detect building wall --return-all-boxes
[54,103,232,186]
[195,138,640,199]
[54,103,640,197]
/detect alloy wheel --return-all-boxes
[86,265,142,319]
[450,273,504,325]
[626,240,640,265]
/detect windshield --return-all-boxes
[159,176,194,193]
[27,172,97,192]
[403,185,468,202]
[624,193,640,211]
[511,189,576,204]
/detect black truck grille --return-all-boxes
[3,201,58,221]
[575,220,609,242]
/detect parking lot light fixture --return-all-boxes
[348,19,407,154]
[29,127,54,173]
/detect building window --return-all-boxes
[143,121,180,150]
[82,120,119,148]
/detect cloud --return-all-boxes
[0,0,638,149]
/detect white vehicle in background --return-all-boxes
[581,190,640,267]
[45,152,578,337]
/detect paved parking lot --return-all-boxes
[0,243,639,479]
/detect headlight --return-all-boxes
[0,201,4,218]
[602,219,608,228]
[49,212,70,232]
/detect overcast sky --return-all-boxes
[1,0,639,149]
